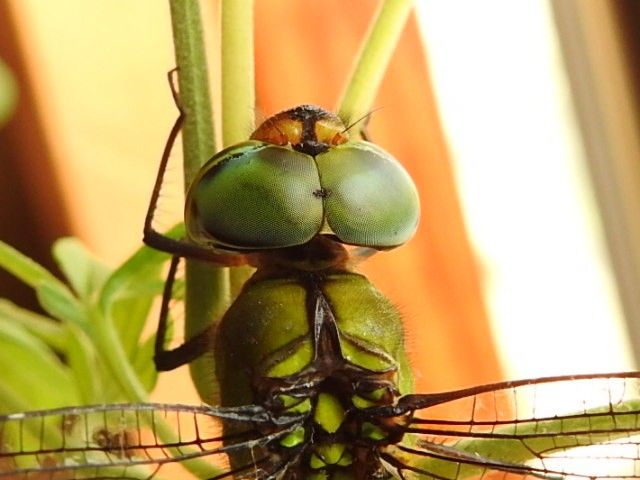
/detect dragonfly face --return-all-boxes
[2,104,640,480]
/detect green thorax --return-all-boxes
[213,239,413,478]
[214,249,413,406]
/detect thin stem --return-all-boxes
[221,0,255,146]
[221,0,257,291]
[337,0,414,127]
[169,0,216,188]
[168,0,230,410]
[93,310,148,403]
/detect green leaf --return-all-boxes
[91,310,149,403]
[0,299,66,351]
[35,280,86,326]
[63,323,102,404]
[99,241,170,357]
[52,237,110,300]
[0,240,62,289]
[0,381,35,415]
[131,334,159,394]
[110,293,157,355]
[0,321,80,412]
[99,237,175,311]
[0,383,64,463]
[0,239,85,327]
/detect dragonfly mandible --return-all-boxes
[1,76,640,480]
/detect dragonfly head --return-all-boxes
[184,105,420,256]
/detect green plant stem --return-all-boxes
[221,0,255,146]
[337,0,414,126]
[169,0,231,405]
[0,58,17,127]
[93,308,148,402]
[221,0,257,293]
[167,3,229,476]
[0,241,64,289]
[169,0,216,189]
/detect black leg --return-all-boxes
[154,254,213,371]
[143,69,246,266]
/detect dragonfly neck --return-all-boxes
[249,235,350,273]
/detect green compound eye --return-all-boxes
[185,141,324,249]
[316,141,419,248]
[185,139,419,251]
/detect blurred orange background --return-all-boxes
[6,0,640,402]
[0,0,505,405]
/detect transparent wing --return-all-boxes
[5,374,640,480]
[0,403,303,480]
[378,372,640,479]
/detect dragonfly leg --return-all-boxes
[143,69,245,265]
[154,254,213,371]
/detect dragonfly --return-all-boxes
[1,76,640,479]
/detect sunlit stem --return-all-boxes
[221,0,255,146]
[167,2,228,476]
[337,0,414,126]
[169,0,217,190]
[221,0,257,294]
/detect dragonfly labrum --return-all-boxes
[1,100,640,479]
